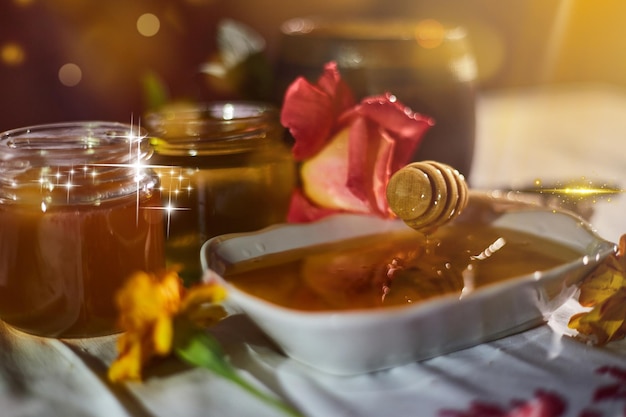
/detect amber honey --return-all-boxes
[0,195,164,337]
[224,223,582,311]
[0,122,165,338]
[146,102,295,283]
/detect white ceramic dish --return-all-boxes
[201,193,616,375]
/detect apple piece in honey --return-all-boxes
[223,222,583,312]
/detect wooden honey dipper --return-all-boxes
[386,161,469,232]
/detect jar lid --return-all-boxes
[0,121,158,207]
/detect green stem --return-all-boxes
[173,318,302,417]
[218,367,302,417]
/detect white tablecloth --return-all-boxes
[4,84,626,417]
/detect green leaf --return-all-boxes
[173,317,237,380]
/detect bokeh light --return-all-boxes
[1,42,25,66]
[58,63,82,87]
[137,13,160,37]
[415,19,445,49]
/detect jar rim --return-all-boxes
[144,101,279,126]
[0,120,152,165]
[280,17,467,42]
[0,121,158,206]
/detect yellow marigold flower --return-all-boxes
[181,283,228,328]
[568,234,626,345]
[569,288,626,345]
[108,269,227,383]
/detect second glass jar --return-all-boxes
[145,102,296,283]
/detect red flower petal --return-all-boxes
[281,77,334,161]
[281,62,355,161]
[343,94,434,215]
[286,188,342,223]
[316,62,355,115]
[344,116,395,215]
[369,130,396,214]
[356,94,435,173]
[345,116,375,202]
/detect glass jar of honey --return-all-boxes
[0,122,165,338]
[145,102,296,284]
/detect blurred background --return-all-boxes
[0,0,624,131]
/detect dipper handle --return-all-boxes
[386,161,469,232]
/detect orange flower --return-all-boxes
[108,269,226,382]
[568,235,626,345]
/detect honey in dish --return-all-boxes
[223,223,582,311]
[0,195,165,337]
